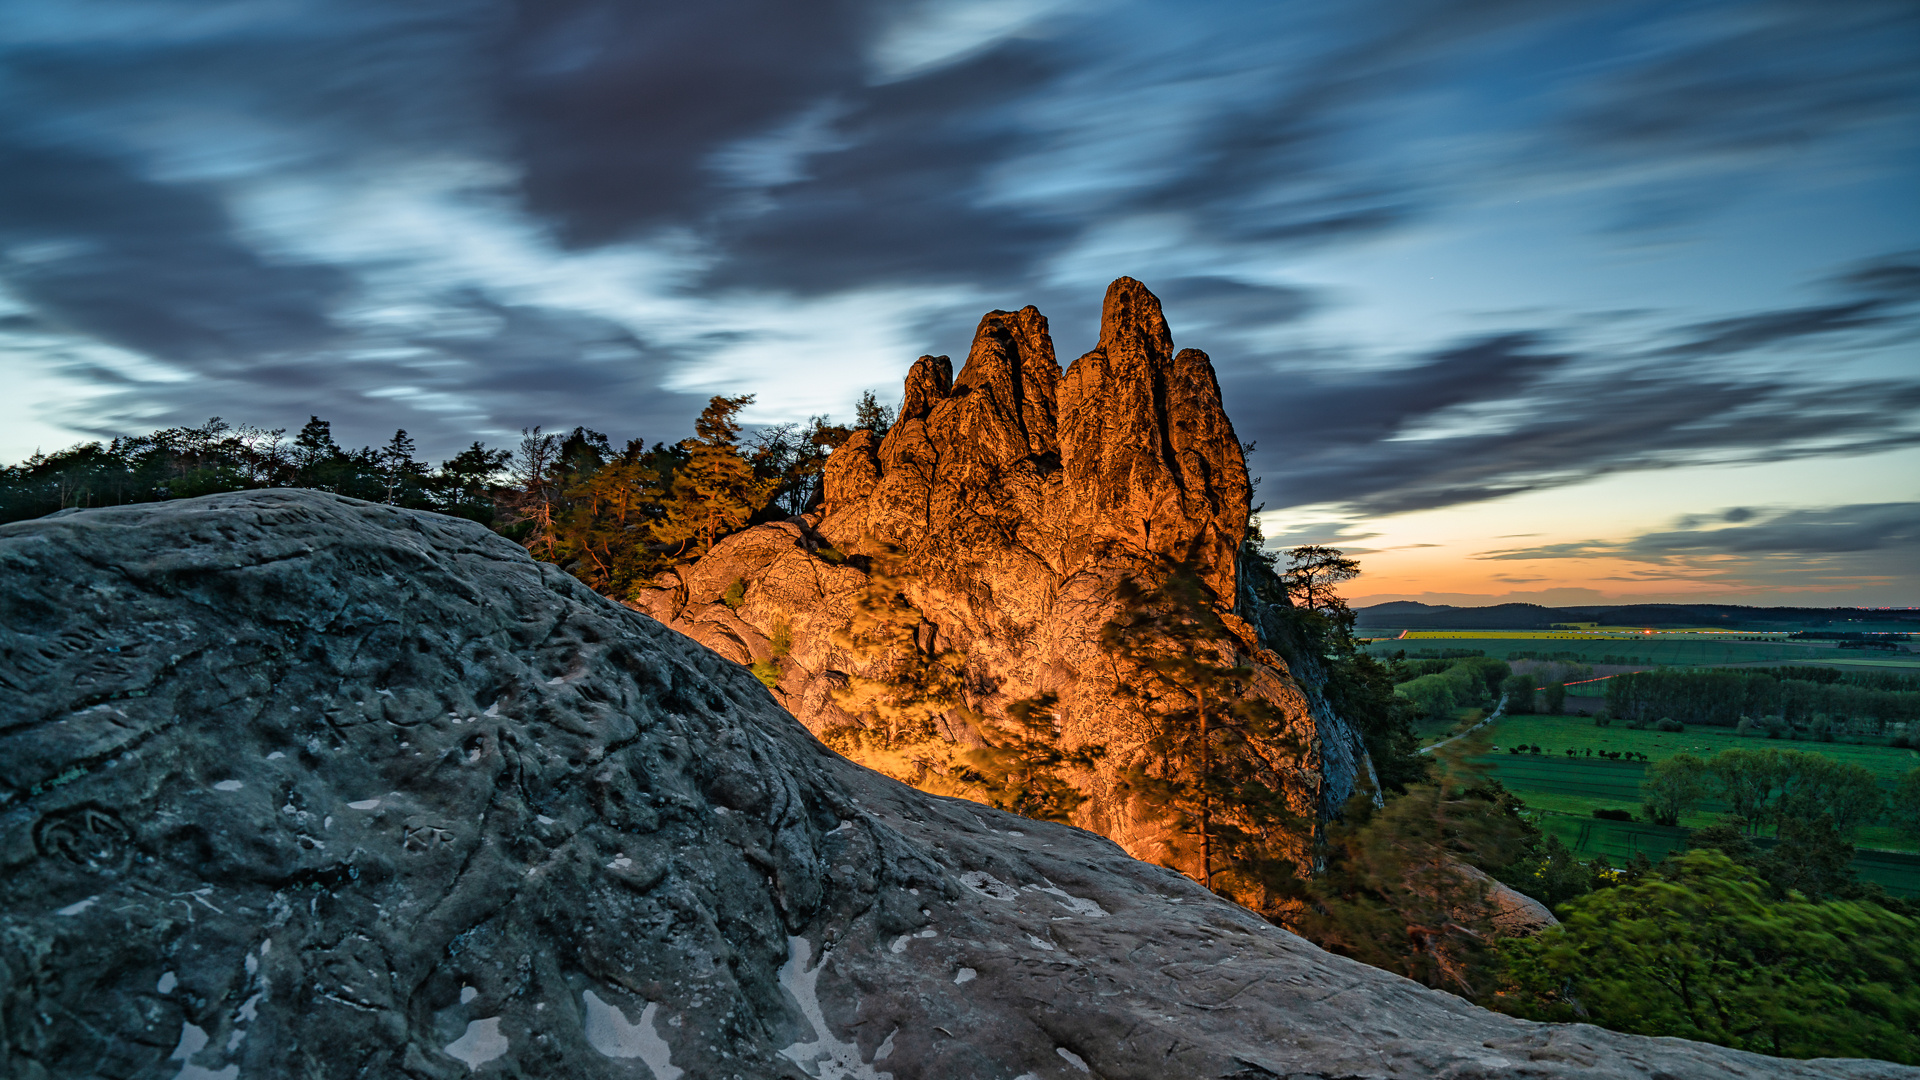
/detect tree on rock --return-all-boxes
[653,395,775,561]
[951,692,1103,823]
[1281,546,1361,622]
[827,548,970,782]
[1102,559,1304,897]
[557,442,665,597]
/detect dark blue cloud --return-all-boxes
[1225,258,1920,516]
[0,136,347,365]
[0,0,1914,513]
[1478,502,1920,562]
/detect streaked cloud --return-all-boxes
[0,0,1914,598]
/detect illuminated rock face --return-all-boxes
[0,490,1881,1079]
[635,278,1368,868]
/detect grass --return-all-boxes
[1414,706,1485,746]
[1366,633,1920,670]
[1479,714,1920,783]
[1442,712,1920,892]
[1396,628,1789,639]
[1526,812,1920,897]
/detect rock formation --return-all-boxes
[634,278,1366,883]
[1,490,1906,1078]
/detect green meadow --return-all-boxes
[1365,633,1905,669]
[1451,713,1920,894]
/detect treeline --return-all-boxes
[1641,747,1911,833]
[1606,669,1920,733]
[1497,847,1919,1062]
[1390,655,1510,720]
[0,417,510,525]
[0,395,900,598]
[1388,654,1579,719]
[504,396,890,597]
[1508,649,1651,666]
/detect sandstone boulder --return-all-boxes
[634,279,1365,877]
[1,491,1907,1078]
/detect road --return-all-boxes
[1418,694,1507,756]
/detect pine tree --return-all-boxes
[509,426,561,558]
[379,429,426,505]
[950,693,1103,823]
[827,547,969,781]
[1280,545,1361,613]
[555,442,664,596]
[652,396,774,560]
[293,416,350,490]
[853,390,896,436]
[435,442,511,521]
[1101,559,1304,895]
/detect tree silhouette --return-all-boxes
[1281,545,1361,620]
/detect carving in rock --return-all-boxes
[35,806,132,873]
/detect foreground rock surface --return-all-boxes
[0,491,1905,1079]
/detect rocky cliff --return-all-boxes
[2,490,1907,1078]
[633,278,1367,882]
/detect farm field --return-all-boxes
[1451,712,1920,892]
[1399,628,1791,639]
[1479,714,1920,783]
[1364,633,1918,670]
[1413,707,1487,746]
[1524,813,1920,897]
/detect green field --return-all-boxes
[1414,707,1487,746]
[1477,713,1920,783]
[1446,712,1920,893]
[1365,634,1920,670]
[1524,812,1920,897]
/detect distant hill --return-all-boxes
[1353,600,1457,617]
[1355,601,1920,631]
[1354,602,1566,630]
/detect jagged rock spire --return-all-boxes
[821,277,1249,595]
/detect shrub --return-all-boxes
[1592,808,1634,822]
[1542,681,1567,715]
[1495,852,1920,1064]
[1656,717,1685,733]
[722,578,747,609]
[1500,673,1535,714]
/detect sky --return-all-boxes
[2,0,1916,607]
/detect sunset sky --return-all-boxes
[2,0,1915,605]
